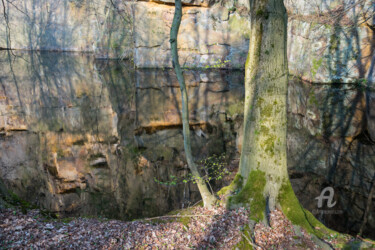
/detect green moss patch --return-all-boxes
[229,170,266,222]
[235,224,254,250]
[311,58,323,79]
[279,180,338,239]
[279,180,316,234]
[161,204,204,227]
[261,104,273,118]
[217,173,243,197]
[262,134,276,157]
[227,101,244,117]
[2,191,36,214]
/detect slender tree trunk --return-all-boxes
[170,0,216,208]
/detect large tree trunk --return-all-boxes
[227,1,331,239]
[170,0,216,208]
[231,0,289,218]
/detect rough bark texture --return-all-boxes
[228,3,336,245]
[232,0,289,214]
[170,0,216,208]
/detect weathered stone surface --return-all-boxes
[287,18,374,83]
[0,0,133,59]
[288,79,366,138]
[0,52,240,220]
[90,158,108,167]
[0,51,375,238]
[285,0,373,16]
[287,80,375,238]
[132,2,249,68]
[151,0,213,7]
[0,0,373,84]
[368,92,375,141]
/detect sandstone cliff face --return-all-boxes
[0,0,374,238]
[132,2,250,69]
[0,51,374,238]
[287,79,375,237]
[0,51,241,219]
[0,0,373,83]
[0,0,133,58]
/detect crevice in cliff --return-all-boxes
[135,44,162,49]
[354,128,375,145]
[134,122,207,135]
[136,0,211,8]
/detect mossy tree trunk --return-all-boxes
[231,0,289,217]
[227,0,332,237]
[170,0,216,208]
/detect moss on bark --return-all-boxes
[229,170,266,222]
[217,173,243,196]
[221,0,342,246]
[279,180,330,238]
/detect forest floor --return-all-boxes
[0,202,367,249]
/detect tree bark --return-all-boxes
[233,0,289,214]
[170,0,216,208]
[228,2,332,240]
[221,4,335,246]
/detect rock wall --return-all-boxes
[1,51,375,238]
[0,0,373,83]
[0,0,133,58]
[287,0,375,83]
[287,78,375,238]
[0,51,241,219]
[1,50,375,238]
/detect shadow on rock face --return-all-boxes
[0,51,242,220]
[0,51,374,240]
